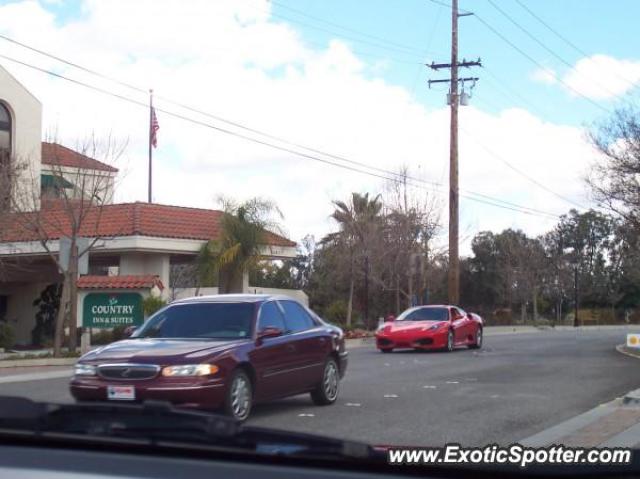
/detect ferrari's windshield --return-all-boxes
[396,308,449,322]
[133,302,254,339]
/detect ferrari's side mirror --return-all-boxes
[385,315,396,322]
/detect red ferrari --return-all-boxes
[375,305,483,353]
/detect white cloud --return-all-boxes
[531,67,557,85]
[0,0,596,255]
[562,54,640,100]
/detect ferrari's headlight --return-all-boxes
[74,363,97,376]
[161,364,219,377]
[425,322,445,331]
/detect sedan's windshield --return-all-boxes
[396,307,448,322]
[133,302,254,339]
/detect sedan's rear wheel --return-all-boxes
[469,327,483,349]
[310,358,340,405]
[223,369,252,422]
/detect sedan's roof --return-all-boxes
[171,293,297,305]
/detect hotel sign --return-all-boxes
[83,293,143,328]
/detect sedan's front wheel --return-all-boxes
[223,369,252,422]
[311,358,340,405]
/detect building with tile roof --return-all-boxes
[0,64,302,346]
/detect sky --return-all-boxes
[0,0,639,254]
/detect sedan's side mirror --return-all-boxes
[257,327,284,342]
[123,326,138,338]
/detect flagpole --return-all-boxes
[148,89,153,203]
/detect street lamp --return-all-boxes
[569,256,579,328]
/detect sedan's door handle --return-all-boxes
[285,344,295,352]
[319,337,327,345]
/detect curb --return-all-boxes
[615,344,640,360]
[0,357,78,368]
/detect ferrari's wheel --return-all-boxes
[469,327,483,349]
[380,348,393,353]
[311,358,340,406]
[445,330,454,352]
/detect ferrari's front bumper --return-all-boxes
[375,330,448,350]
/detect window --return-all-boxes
[0,103,10,154]
[451,307,465,319]
[133,302,255,339]
[399,307,449,322]
[280,301,315,333]
[257,301,286,332]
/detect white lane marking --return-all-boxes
[399,361,405,365]
[345,402,361,407]
[298,413,315,417]
[446,381,459,384]
[384,394,399,398]
[490,395,500,399]
[423,385,437,389]
[384,363,390,366]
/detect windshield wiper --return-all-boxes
[0,396,375,461]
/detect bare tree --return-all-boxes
[6,135,126,356]
[588,105,640,230]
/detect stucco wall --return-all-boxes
[119,253,170,299]
[0,65,42,211]
[0,282,50,345]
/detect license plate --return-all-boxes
[107,385,135,400]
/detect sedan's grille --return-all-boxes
[378,338,393,346]
[98,364,160,380]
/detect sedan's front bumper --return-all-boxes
[69,375,227,411]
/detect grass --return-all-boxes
[0,350,81,361]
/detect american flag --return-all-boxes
[150,107,159,148]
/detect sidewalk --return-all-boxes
[521,389,640,448]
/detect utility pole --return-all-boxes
[573,265,579,327]
[428,0,480,305]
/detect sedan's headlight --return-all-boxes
[161,364,219,377]
[74,363,97,376]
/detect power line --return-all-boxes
[0,52,560,219]
[248,1,434,58]
[0,33,560,216]
[472,13,610,114]
[460,124,587,209]
[513,0,638,90]
[269,0,426,55]
[486,0,621,100]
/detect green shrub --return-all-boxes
[143,296,167,317]
[91,329,113,345]
[324,300,348,324]
[0,322,15,349]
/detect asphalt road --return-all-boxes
[2,329,639,446]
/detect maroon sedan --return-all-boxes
[70,294,348,421]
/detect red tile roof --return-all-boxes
[0,202,296,247]
[78,275,164,290]
[41,142,119,173]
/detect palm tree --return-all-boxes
[330,192,382,327]
[197,198,283,294]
